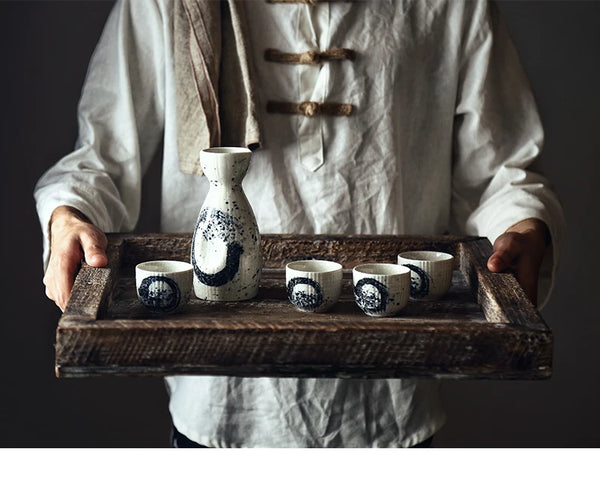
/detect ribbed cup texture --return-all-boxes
[136,261,193,313]
[353,264,410,317]
[397,251,454,300]
[286,261,342,313]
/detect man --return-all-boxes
[35,0,564,447]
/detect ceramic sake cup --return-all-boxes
[285,260,343,313]
[352,263,411,317]
[397,251,454,300]
[136,260,194,313]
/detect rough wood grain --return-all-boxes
[118,233,477,270]
[63,236,124,318]
[55,233,553,379]
[56,322,551,379]
[459,239,549,332]
[260,233,473,268]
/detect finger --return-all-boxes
[487,250,513,272]
[80,229,108,267]
[45,285,65,312]
[45,266,71,313]
[44,283,54,302]
[54,249,83,310]
[487,233,523,273]
[43,263,61,308]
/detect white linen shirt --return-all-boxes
[35,0,565,447]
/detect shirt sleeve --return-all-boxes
[33,0,166,268]
[450,2,566,308]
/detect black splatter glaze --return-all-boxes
[401,264,430,298]
[138,275,181,312]
[192,240,244,287]
[197,208,243,244]
[191,208,245,287]
[354,277,389,313]
[287,277,323,310]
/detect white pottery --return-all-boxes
[397,251,454,300]
[352,263,411,317]
[136,260,193,313]
[285,260,343,313]
[191,147,263,301]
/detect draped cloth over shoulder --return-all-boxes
[174,0,262,176]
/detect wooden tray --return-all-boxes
[55,233,552,379]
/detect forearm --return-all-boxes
[35,0,167,259]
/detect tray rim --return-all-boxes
[55,233,552,379]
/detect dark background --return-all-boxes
[1,0,598,447]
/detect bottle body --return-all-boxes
[191,148,263,301]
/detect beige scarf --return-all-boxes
[174,0,262,176]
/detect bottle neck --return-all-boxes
[208,180,243,191]
[204,180,248,210]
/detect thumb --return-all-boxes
[487,232,523,273]
[80,229,108,267]
[487,250,513,273]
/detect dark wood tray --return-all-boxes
[55,233,552,379]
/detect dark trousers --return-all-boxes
[171,426,209,448]
[171,426,433,448]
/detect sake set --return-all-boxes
[59,230,549,379]
[135,147,454,316]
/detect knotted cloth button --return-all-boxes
[267,0,349,4]
[299,50,320,65]
[267,101,354,117]
[265,48,356,65]
[267,0,318,4]
[300,101,320,117]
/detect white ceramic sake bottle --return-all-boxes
[191,147,263,301]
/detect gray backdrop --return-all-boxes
[1,1,598,447]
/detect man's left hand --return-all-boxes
[487,218,550,306]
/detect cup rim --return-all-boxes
[397,251,454,262]
[286,259,343,274]
[136,260,193,274]
[353,263,410,276]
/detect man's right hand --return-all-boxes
[43,205,108,312]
